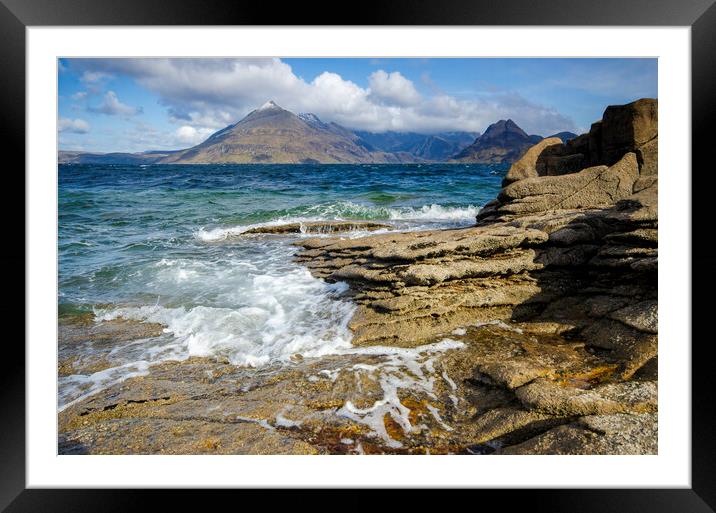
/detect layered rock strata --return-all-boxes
[292,98,658,453]
[57,99,658,455]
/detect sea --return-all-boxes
[58,163,506,408]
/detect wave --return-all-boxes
[93,268,356,368]
[387,203,480,221]
[195,201,479,241]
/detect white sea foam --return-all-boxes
[95,268,356,368]
[275,408,303,428]
[442,370,458,391]
[194,203,480,242]
[331,339,465,448]
[60,200,477,415]
[58,361,151,411]
[194,217,321,242]
[387,203,479,221]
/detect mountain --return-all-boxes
[158,101,415,164]
[354,130,478,161]
[449,121,579,164]
[451,119,544,164]
[58,101,576,165]
[548,131,579,143]
[58,150,179,164]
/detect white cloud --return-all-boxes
[174,125,214,145]
[80,71,112,84]
[68,58,577,136]
[58,117,90,134]
[368,70,421,106]
[89,91,142,116]
[71,91,88,101]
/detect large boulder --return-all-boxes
[481,98,658,223]
[492,152,640,217]
[600,98,658,167]
[502,98,658,183]
[502,137,563,186]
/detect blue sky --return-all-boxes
[58,58,657,153]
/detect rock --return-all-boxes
[476,359,552,389]
[497,412,657,455]
[582,319,657,378]
[565,133,591,159]
[542,153,587,177]
[242,220,391,235]
[61,417,322,455]
[58,355,115,377]
[493,152,639,217]
[604,228,658,247]
[312,100,657,454]
[636,137,658,176]
[397,250,542,286]
[507,98,658,179]
[58,316,167,379]
[59,317,165,346]
[516,380,657,416]
[633,175,658,193]
[502,137,563,186]
[608,300,658,334]
[515,379,657,416]
[588,121,603,166]
[465,407,560,445]
[600,98,658,166]
[61,99,658,456]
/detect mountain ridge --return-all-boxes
[58,101,576,165]
[450,119,576,164]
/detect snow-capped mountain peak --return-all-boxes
[258,100,281,111]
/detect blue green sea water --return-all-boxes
[58,163,506,407]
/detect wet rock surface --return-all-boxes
[58,315,165,377]
[241,220,392,235]
[58,320,656,454]
[58,99,658,455]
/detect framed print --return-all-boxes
[3,0,715,509]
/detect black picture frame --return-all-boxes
[2,0,714,510]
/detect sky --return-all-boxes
[57,58,657,153]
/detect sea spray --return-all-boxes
[94,269,356,367]
[59,163,504,410]
[194,202,481,242]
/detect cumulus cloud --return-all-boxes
[89,91,142,116]
[67,58,577,136]
[368,70,421,106]
[80,71,112,84]
[58,117,90,134]
[174,125,214,145]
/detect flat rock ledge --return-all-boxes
[57,99,658,455]
[242,220,391,235]
[57,322,656,455]
[291,99,658,454]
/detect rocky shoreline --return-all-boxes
[58,99,658,455]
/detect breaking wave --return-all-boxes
[195,201,480,241]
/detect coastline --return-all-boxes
[57,99,658,455]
